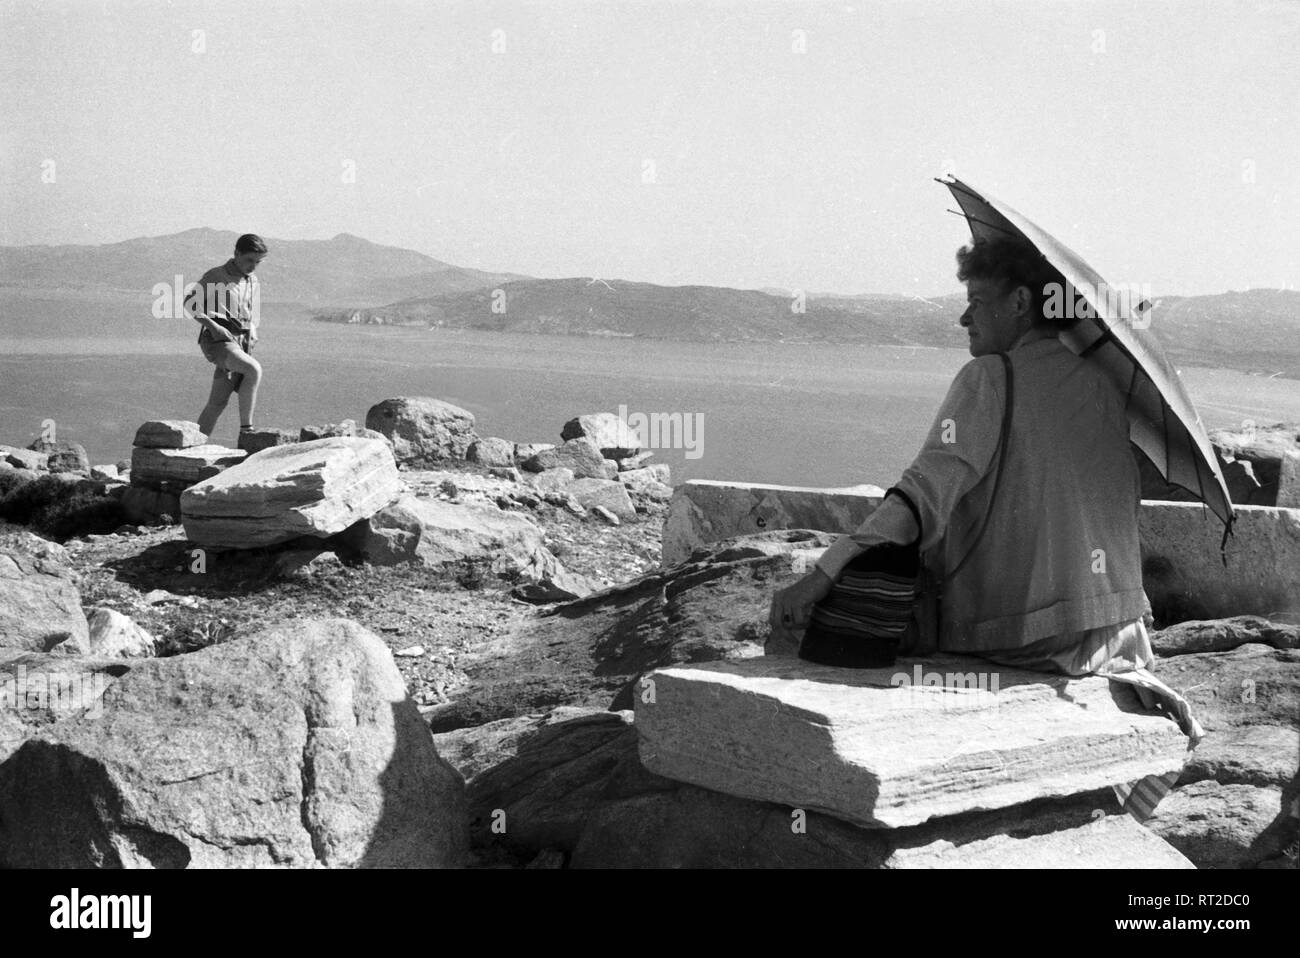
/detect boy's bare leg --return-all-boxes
[220,346,263,428]
[198,369,237,438]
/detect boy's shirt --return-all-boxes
[190,259,259,342]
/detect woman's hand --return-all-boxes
[768,567,834,648]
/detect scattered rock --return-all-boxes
[528,468,575,497]
[489,466,522,483]
[89,464,120,481]
[0,618,469,868]
[30,440,90,475]
[1152,616,1300,656]
[238,427,299,454]
[395,645,426,658]
[568,478,635,521]
[592,505,620,525]
[522,437,615,480]
[617,451,655,472]
[365,397,478,464]
[133,420,207,449]
[181,437,403,549]
[513,443,553,464]
[299,419,358,442]
[79,608,155,658]
[467,438,516,469]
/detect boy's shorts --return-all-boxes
[199,330,251,386]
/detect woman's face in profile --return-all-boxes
[959,278,1026,356]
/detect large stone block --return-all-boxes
[635,655,1190,829]
[130,444,247,487]
[1140,501,1300,622]
[180,437,402,549]
[662,480,886,568]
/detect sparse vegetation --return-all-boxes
[0,474,128,542]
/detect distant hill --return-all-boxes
[313,279,970,348]
[0,229,525,305]
[311,279,1300,377]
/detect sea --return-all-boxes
[3,289,1299,488]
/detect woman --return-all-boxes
[769,236,1155,678]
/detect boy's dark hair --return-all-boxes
[235,233,269,255]
[956,236,1068,329]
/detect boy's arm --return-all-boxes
[185,272,234,340]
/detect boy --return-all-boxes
[188,233,267,440]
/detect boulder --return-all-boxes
[0,649,128,764]
[467,437,516,469]
[335,492,557,583]
[89,464,120,482]
[662,479,887,568]
[634,656,1191,828]
[1144,781,1292,868]
[0,538,89,653]
[130,444,247,488]
[364,397,477,464]
[1148,645,1299,733]
[80,608,155,658]
[1140,502,1300,622]
[3,446,47,471]
[133,420,206,449]
[300,419,358,442]
[237,427,298,455]
[1179,725,1299,788]
[522,437,615,479]
[567,478,635,520]
[119,485,182,526]
[180,437,402,549]
[560,413,645,459]
[0,618,468,868]
[30,440,89,475]
[1151,616,1300,656]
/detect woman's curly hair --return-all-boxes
[956,236,1075,330]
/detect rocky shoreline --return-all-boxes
[0,403,1296,868]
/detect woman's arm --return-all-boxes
[815,355,1007,580]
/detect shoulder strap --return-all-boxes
[944,352,1014,580]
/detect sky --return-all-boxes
[1,0,1296,297]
